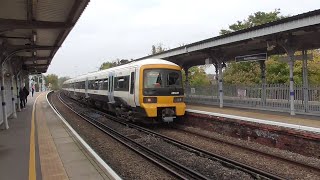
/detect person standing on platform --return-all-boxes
[19,88,25,109]
[23,86,29,104]
[31,84,35,97]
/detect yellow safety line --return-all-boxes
[29,94,41,180]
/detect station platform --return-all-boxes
[187,104,320,132]
[0,92,119,180]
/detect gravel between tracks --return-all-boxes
[50,92,176,180]
[153,125,320,179]
[53,92,255,179]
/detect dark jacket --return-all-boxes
[23,87,29,97]
[19,89,25,100]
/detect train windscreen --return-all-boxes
[143,69,183,96]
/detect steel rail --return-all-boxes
[176,126,320,173]
[56,92,209,180]
[94,110,285,180]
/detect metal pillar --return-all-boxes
[302,50,309,112]
[218,62,224,108]
[288,51,295,115]
[0,68,8,129]
[260,60,266,106]
[10,75,17,118]
[37,75,40,92]
[214,64,219,99]
[184,67,190,98]
[16,73,21,112]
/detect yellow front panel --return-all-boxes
[139,64,186,117]
[141,96,186,117]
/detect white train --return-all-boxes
[62,59,186,123]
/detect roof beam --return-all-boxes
[8,45,59,50]
[25,64,47,67]
[23,56,52,61]
[0,35,30,39]
[0,19,73,30]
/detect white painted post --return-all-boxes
[1,69,9,129]
[260,60,266,106]
[10,75,17,118]
[218,62,223,108]
[302,50,309,112]
[288,52,295,115]
[16,74,21,112]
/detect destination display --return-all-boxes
[235,53,267,62]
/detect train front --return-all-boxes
[139,64,186,122]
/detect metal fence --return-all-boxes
[186,84,320,115]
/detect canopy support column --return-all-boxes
[288,50,295,115]
[302,50,309,112]
[260,60,266,106]
[10,75,17,119]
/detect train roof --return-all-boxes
[64,59,180,84]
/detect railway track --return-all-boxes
[174,126,320,173]
[55,92,209,179]
[54,91,286,180]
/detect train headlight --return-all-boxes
[143,97,157,103]
[173,97,184,103]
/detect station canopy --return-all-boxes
[0,0,90,73]
[136,9,320,68]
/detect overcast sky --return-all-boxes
[46,0,320,77]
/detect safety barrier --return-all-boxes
[186,84,320,115]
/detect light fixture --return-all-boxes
[33,34,37,42]
[33,60,37,64]
[33,51,37,56]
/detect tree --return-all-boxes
[151,43,166,55]
[182,66,211,87]
[99,59,130,70]
[223,51,320,85]
[220,9,285,35]
[45,74,59,90]
[221,9,291,85]
[58,76,70,89]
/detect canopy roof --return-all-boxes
[0,0,90,73]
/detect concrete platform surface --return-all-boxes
[187,104,320,130]
[0,92,118,180]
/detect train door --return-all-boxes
[85,78,89,98]
[108,72,115,103]
[128,69,136,107]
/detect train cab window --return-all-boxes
[144,70,162,88]
[167,72,181,86]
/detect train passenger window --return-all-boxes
[98,80,103,90]
[114,76,129,91]
[102,79,108,90]
[130,72,134,94]
[95,81,99,90]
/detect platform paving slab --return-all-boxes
[187,104,320,128]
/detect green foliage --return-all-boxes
[223,62,261,85]
[99,59,130,70]
[151,43,166,55]
[182,66,211,87]
[45,74,59,90]
[220,9,285,35]
[99,61,118,70]
[223,51,320,85]
[58,76,70,89]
